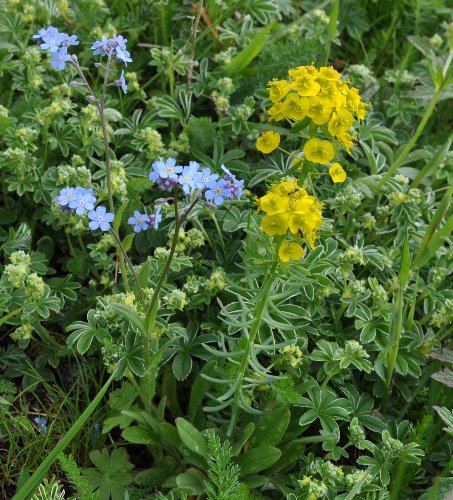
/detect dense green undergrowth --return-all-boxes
[0,1,452,499]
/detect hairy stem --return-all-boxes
[227,260,279,438]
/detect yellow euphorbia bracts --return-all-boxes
[256,65,370,183]
[257,180,322,262]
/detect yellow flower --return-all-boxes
[317,81,343,107]
[256,131,280,154]
[267,79,290,103]
[281,93,309,120]
[307,96,333,125]
[328,110,354,137]
[278,241,304,262]
[267,102,285,121]
[329,163,347,183]
[261,214,289,236]
[292,75,321,97]
[259,192,289,215]
[272,181,301,197]
[317,66,341,81]
[290,195,316,214]
[289,66,319,79]
[289,67,321,96]
[336,132,355,154]
[303,138,334,164]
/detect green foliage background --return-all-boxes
[0,0,452,499]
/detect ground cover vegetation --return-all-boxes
[0,0,452,498]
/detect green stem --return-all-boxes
[140,196,199,411]
[375,85,443,193]
[110,229,145,305]
[0,307,22,328]
[13,369,117,500]
[386,286,404,388]
[322,0,340,65]
[227,260,279,438]
[321,368,339,389]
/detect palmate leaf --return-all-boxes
[298,383,352,436]
[67,309,110,355]
[83,448,133,500]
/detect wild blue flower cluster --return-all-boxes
[33,28,130,93]
[91,34,132,66]
[128,208,162,233]
[55,159,242,235]
[149,158,244,205]
[33,26,79,70]
[33,416,48,433]
[56,187,114,232]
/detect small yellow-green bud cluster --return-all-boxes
[4,251,31,288]
[168,132,190,156]
[430,299,453,328]
[206,268,227,291]
[57,164,92,187]
[335,185,363,208]
[369,277,388,309]
[136,127,165,159]
[345,470,370,490]
[281,344,304,368]
[298,476,328,500]
[349,417,366,448]
[110,160,127,199]
[10,323,33,345]
[25,273,46,303]
[381,430,404,467]
[168,227,205,253]
[163,289,188,310]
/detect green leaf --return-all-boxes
[83,448,133,500]
[250,407,290,447]
[176,417,208,458]
[236,446,282,475]
[224,21,278,76]
[121,426,155,445]
[172,351,192,381]
[109,303,145,335]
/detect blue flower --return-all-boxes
[109,34,128,51]
[88,206,115,231]
[40,26,64,51]
[91,35,109,56]
[56,187,76,206]
[117,70,127,93]
[148,206,162,229]
[199,167,219,188]
[128,211,148,233]
[91,34,132,66]
[149,158,182,182]
[34,416,48,433]
[33,27,52,45]
[115,46,132,66]
[178,162,202,194]
[221,165,244,200]
[61,33,79,47]
[68,188,96,215]
[205,179,231,205]
[50,47,72,71]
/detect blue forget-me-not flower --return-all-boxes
[88,206,115,232]
[34,416,48,433]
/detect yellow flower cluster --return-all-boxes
[257,180,322,261]
[256,65,369,183]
